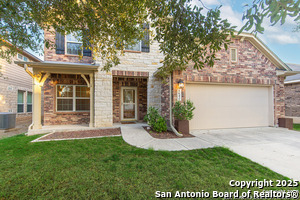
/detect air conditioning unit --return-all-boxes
[0,112,16,130]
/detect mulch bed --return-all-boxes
[37,128,121,141]
[143,126,195,139]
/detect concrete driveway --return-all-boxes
[191,127,300,181]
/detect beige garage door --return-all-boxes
[186,83,274,130]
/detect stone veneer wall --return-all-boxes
[113,77,147,122]
[43,74,90,125]
[161,38,285,125]
[94,37,164,127]
[44,29,93,63]
[285,83,300,117]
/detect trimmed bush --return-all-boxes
[144,106,167,133]
[173,100,195,120]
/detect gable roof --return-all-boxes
[284,63,300,84]
[1,39,42,62]
[235,32,291,71]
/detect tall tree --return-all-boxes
[0,0,235,78]
[240,0,300,34]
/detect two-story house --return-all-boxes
[0,44,41,122]
[16,29,293,134]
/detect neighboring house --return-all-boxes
[15,29,293,133]
[0,45,41,120]
[284,63,300,123]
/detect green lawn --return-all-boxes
[294,124,300,131]
[0,134,298,199]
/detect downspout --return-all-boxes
[24,64,34,134]
[169,74,183,137]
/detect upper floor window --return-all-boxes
[66,33,82,55]
[125,23,150,52]
[230,48,238,62]
[55,30,92,57]
[17,53,28,61]
[125,40,142,51]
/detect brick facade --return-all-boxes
[42,28,287,128]
[113,77,147,122]
[285,83,300,117]
[161,38,285,125]
[43,74,90,125]
[44,29,93,63]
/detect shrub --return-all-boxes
[144,106,167,133]
[172,100,195,120]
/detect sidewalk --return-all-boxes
[120,123,216,151]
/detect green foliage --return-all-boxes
[144,106,167,133]
[240,0,300,34]
[0,0,235,77]
[172,100,195,120]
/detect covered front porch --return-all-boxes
[15,61,98,134]
[112,70,149,123]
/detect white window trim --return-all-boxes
[27,91,32,113]
[65,33,83,56]
[56,85,90,112]
[230,48,238,63]
[17,53,28,61]
[17,90,25,113]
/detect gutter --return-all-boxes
[276,70,300,77]
[169,74,183,137]
[284,80,300,85]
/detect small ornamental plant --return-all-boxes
[172,100,195,121]
[144,106,167,133]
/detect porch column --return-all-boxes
[89,73,95,127]
[33,80,42,129]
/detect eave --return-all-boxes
[15,61,99,74]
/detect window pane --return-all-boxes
[57,99,73,111]
[123,89,135,103]
[17,54,23,60]
[27,92,32,104]
[67,43,82,55]
[76,99,90,111]
[18,91,24,103]
[17,104,24,113]
[125,40,141,51]
[76,86,90,97]
[66,33,81,43]
[27,105,32,112]
[57,85,73,97]
[231,49,237,61]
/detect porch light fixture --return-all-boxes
[178,79,184,89]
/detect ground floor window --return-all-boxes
[27,92,32,112]
[56,85,90,112]
[17,90,25,113]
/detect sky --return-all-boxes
[191,0,300,64]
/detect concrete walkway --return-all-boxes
[121,123,300,180]
[121,123,215,151]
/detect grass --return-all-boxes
[0,134,298,199]
[293,124,300,131]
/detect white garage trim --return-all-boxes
[186,82,274,130]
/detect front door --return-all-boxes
[121,87,137,121]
